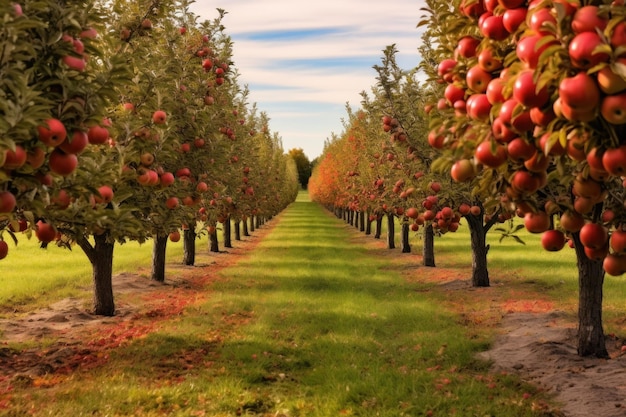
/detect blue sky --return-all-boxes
[189,1,425,160]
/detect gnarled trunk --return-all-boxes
[465,214,490,287]
[151,233,168,282]
[77,232,115,316]
[572,232,608,358]
[183,227,196,266]
[401,221,411,253]
[386,213,395,249]
[423,223,435,267]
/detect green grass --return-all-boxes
[2,193,560,416]
[0,233,193,312]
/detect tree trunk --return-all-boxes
[375,216,382,239]
[465,214,490,287]
[209,228,219,253]
[386,213,395,249]
[365,210,372,235]
[401,221,411,253]
[151,233,168,283]
[255,215,261,229]
[423,223,435,267]
[234,220,241,241]
[183,227,196,266]
[243,217,249,236]
[359,210,365,232]
[572,232,609,358]
[77,233,115,316]
[250,215,255,232]
[223,216,232,248]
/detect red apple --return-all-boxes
[0,191,16,213]
[0,241,8,260]
[466,65,492,93]
[87,125,109,144]
[35,220,57,243]
[568,32,610,69]
[62,55,86,71]
[503,7,527,33]
[38,118,67,147]
[26,147,46,169]
[528,7,556,33]
[602,144,626,176]
[524,211,551,233]
[59,130,88,154]
[601,92,626,124]
[49,149,78,176]
[4,145,27,170]
[456,36,480,58]
[152,110,167,124]
[571,5,607,34]
[513,70,549,108]
[542,230,566,251]
[475,140,507,168]
[559,72,600,111]
[580,223,609,249]
[160,172,175,187]
[96,185,114,204]
[169,231,181,242]
[450,159,475,182]
[481,14,509,41]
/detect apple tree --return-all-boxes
[421,0,626,357]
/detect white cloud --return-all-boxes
[189,0,427,159]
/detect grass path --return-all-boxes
[1,194,560,416]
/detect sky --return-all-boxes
[189,1,426,160]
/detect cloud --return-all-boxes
[189,0,426,159]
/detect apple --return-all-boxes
[481,14,508,41]
[475,141,507,168]
[456,36,480,58]
[610,229,626,253]
[62,56,86,71]
[96,185,114,204]
[528,7,556,33]
[49,149,78,176]
[0,191,16,213]
[559,72,600,111]
[571,5,607,34]
[466,65,492,93]
[601,92,626,125]
[160,172,175,187]
[0,241,8,260]
[87,125,109,144]
[492,117,516,143]
[437,59,457,82]
[524,150,550,172]
[513,70,549,108]
[524,211,551,233]
[529,106,556,127]
[503,7,527,33]
[166,197,179,209]
[511,169,542,193]
[141,18,152,29]
[478,48,502,72]
[568,32,610,69]
[59,130,88,154]
[450,159,475,182]
[35,220,57,243]
[26,146,46,169]
[508,137,536,162]
[80,27,98,39]
[169,231,181,242]
[602,144,626,176]
[611,21,626,52]
[430,182,442,193]
[603,253,626,276]
[580,223,609,250]
[122,102,134,111]
[461,0,486,17]
[4,145,27,169]
[541,230,566,251]
[539,132,565,156]
[597,63,626,95]
[444,83,465,105]
[140,152,155,166]
[38,118,67,147]
[516,34,556,69]
[560,210,585,233]
[12,3,22,16]
[467,94,492,121]
[152,110,167,124]
[486,77,506,104]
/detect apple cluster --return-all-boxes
[429,0,626,274]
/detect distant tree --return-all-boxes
[288,148,312,189]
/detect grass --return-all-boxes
[1,192,562,416]
[0,231,202,313]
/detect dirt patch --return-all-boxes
[477,312,626,417]
[0,225,273,396]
